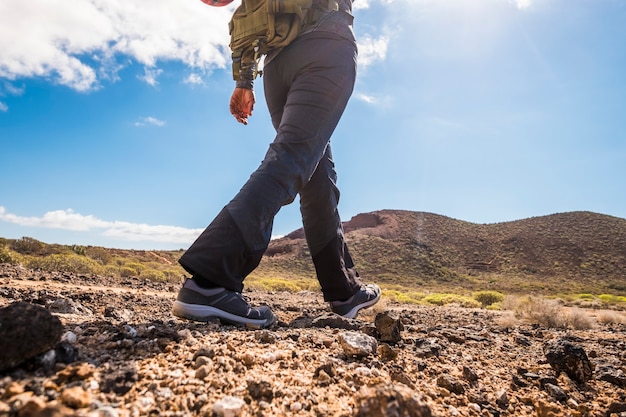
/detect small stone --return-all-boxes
[468,403,481,412]
[247,380,274,401]
[61,331,77,344]
[462,366,479,383]
[543,383,567,402]
[290,401,302,412]
[61,386,92,409]
[354,383,432,417]
[312,313,361,330]
[514,334,532,346]
[90,406,120,417]
[495,389,509,409]
[390,369,416,389]
[378,343,399,361]
[49,298,93,315]
[316,369,332,385]
[339,331,378,357]
[374,312,403,343]
[5,381,25,397]
[103,306,133,322]
[535,399,563,417]
[195,364,212,380]
[255,330,276,344]
[596,365,626,388]
[436,375,465,395]
[213,396,245,417]
[607,402,626,415]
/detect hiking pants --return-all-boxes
[179,31,362,301]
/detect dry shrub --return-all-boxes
[514,297,595,329]
[515,296,563,328]
[494,311,520,328]
[596,310,626,325]
[564,308,595,330]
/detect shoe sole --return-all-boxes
[172,301,276,329]
[342,291,382,319]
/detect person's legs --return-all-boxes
[179,32,357,291]
[175,32,380,324]
[298,145,361,301]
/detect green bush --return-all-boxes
[598,294,626,304]
[0,247,22,264]
[11,237,47,255]
[120,266,138,278]
[576,293,595,300]
[27,253,102,275]
[473,290,505,307]
[116,262,145,277]
[141,269,167,281]
[383,289,424,304]
[423,293,481,308]
[85,247,112,264]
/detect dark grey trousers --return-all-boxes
[179,31,362,301]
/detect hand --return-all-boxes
[229,87,255,125]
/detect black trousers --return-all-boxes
[179,31,362,302]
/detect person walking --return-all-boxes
[172,0,381,328]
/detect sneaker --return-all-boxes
[330,283,381,319]
[172,278,276,329]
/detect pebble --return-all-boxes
[61,386,92,409]
[339,331,378,357]
[213,396,245,417]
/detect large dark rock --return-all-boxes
[0,302,63,372]
[544,338,593,384]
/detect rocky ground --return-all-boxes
[1,264,625,417]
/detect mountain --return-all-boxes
[2,210,625,295]
[258,210,626,294]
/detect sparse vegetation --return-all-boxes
[1,237,186,283]
[1,209,625,310]
[246,276,319,292]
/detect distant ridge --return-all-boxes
[2,211,624,295]
[260,210,626,294]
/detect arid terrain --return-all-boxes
[1,264,625,417]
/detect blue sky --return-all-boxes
[1,0,625,250]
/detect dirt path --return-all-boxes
[1,265,625,417]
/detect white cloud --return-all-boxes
[353,0,371,10]
[0,0,234,91]
[3,82,25,96]
[139,67,163,86]
[134,116,165,127]
[0,101,7,112]
[357,35,389,67]
[513,0,532,9]
[0,206,203,244]
[356,93,377,104]
[184,73,205,86]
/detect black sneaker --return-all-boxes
[330,283,382,319]
[172,279,276,329]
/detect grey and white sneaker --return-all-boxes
[330,283,381,319]
[172,278,276,329]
